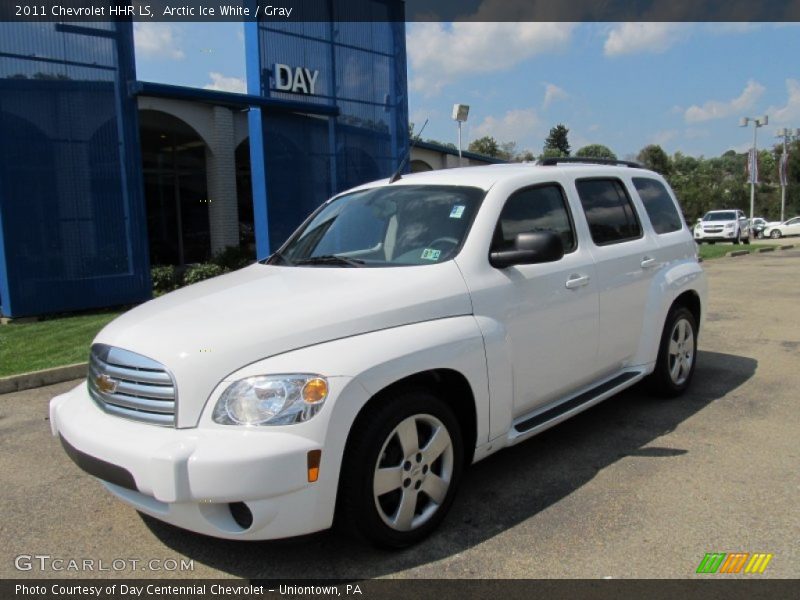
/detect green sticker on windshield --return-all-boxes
[421,248,441,261]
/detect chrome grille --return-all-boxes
[88,344,176,426]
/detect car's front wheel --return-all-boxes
[771,229,782,239]
[337,388,464,548]
[647,306,698,397]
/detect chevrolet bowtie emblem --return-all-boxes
[95,373,119,394]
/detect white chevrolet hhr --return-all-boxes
[50,159,707,548]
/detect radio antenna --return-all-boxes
[389,119,428,183]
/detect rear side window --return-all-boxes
[575,178,642,245]
[632,178,683,234]
[492,184,576,253]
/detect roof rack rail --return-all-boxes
[537,157,644,168]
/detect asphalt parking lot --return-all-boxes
[2,249,798,580]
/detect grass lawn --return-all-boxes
[0,311,122,377]
[697,242,773,261]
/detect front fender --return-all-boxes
[199,316,490,531]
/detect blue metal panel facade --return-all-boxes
[247,1,409,255]
[0,22,150,317]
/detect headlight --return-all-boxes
[725,223,735,229]
[213,374,328,426]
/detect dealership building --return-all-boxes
[0,5,416,317]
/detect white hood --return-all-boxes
[95,262,472,426]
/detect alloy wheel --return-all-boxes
[373,414,454,532]
[668,318,695,386]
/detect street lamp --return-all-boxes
[739,115,768,222]
[452,103,470,164]
[776,127,800,222]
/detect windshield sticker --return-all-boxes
[449,205,466,219]
[421,248,441,261]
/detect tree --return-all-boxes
[539,147,568,160]
[468,136,501,157]
[515,150,536,162]
[575,144,617,160]
[499,141,518,161]
[543,124,571,156]
[637,144,671,175]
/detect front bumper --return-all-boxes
[49,383,341,540]
[694,230,737,241]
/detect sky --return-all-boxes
[133,22,800,159]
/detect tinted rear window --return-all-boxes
[632,178,683,234]
[575,178,642,245]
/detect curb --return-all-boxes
[780,244,794,250]
[758,247,775,253]
[0,363,87,395]
[728,250,749,257]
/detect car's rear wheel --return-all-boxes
[771,229,782,239]
[647,306,698,397]
[337,388,463,548]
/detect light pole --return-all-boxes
[452,104,470,165]
[776,127,800,222]
[739,115,768,222]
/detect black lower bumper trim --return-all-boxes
[59,435,138,491]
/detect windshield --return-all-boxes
[703,211,736,222]
[268,185,486,267]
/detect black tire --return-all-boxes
[337,388,464,548]
[771,230,782,239]
[743,235,750,245]
[733,231,741,245]
[647,306,698,398]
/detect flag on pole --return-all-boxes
[779,151,789,187]
[747,148,759,184]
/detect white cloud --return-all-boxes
[204,72,247,94]
[603,23,690,57]
[472,108,539,144]
[542,83,569,109]
[684,128,710,140]
[684,80,765,123]
[704,23,763,35]
[133,23,185,60]
[407,22,575,96]
[651,130,678,147]
[766,79,800,125]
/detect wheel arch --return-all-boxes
[632,259,706,368]
[344,368,478,467]
[671,289,702,328]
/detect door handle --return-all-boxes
[640,256,657,269]
[565,274,590,289]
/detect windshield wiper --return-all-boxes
[264,251,294,266]
[295,255,366,267]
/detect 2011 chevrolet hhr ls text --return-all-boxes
[50,159,707,548]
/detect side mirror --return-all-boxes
[489,231,564,269]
